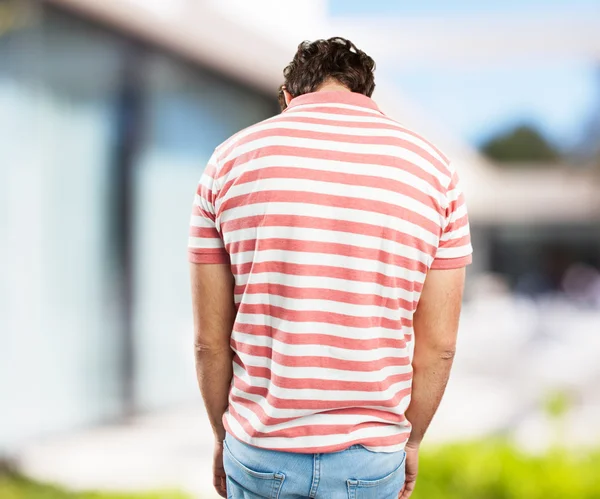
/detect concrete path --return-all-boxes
[16,406,221,498]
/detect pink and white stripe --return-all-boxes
[189,91,472,453]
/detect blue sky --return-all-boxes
[329,0,599,17]
[393,63,598,148]
[329,0,600,149]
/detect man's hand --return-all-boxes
[399,442,419,498]
[213,439,227,498]
[190,262,236,498]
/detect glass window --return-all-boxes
[131,53,278,409]
[0,5,125,450]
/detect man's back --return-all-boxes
[189,90,472,454]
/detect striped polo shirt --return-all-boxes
[188,91,472,453]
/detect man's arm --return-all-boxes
[400,267,465,499]
[190,262,236,442]
[406,267,465,444]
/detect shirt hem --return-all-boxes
[224,418,410,454]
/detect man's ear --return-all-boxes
[283,88,293,106]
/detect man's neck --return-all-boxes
[315,82,351,93]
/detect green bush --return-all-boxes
[415,440,600,499]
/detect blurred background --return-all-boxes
[1,0,600,497]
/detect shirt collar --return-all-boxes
[285,91,382,113]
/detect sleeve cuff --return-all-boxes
[430,254,472,270]
[188,249,230,264]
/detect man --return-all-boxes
[189,37,472,499]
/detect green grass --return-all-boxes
[0,470,190,499]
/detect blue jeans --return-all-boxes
[223,433,407,499]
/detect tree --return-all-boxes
[574,67,600,168]
[480,124,560,163]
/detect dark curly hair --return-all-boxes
[280,37,376,107]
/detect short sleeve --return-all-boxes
[431,167,473,270]
[188,153,230,264]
